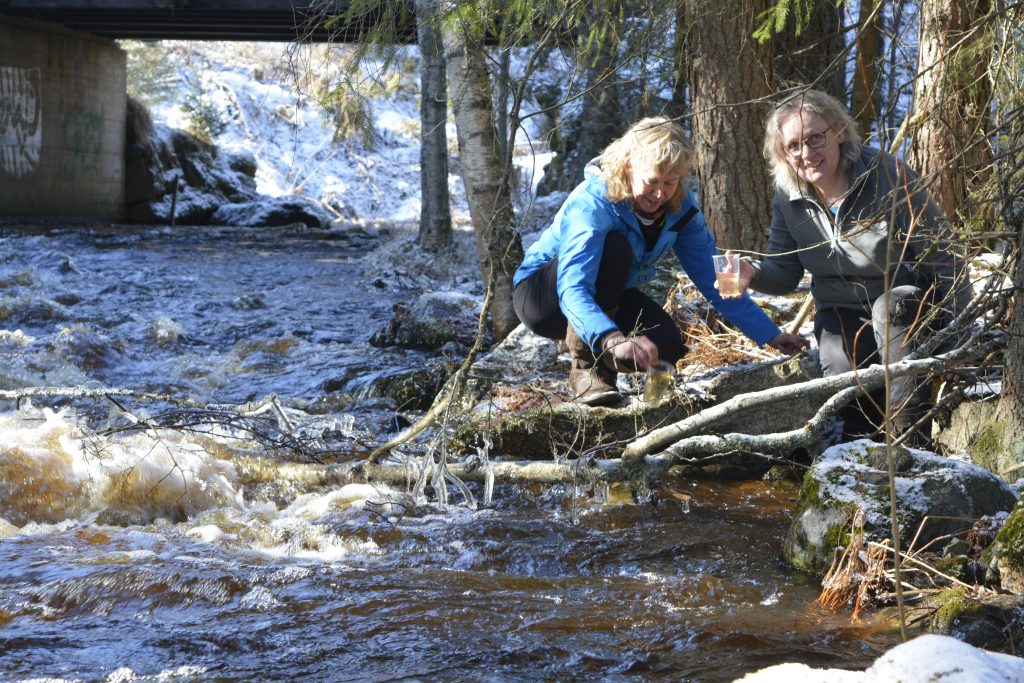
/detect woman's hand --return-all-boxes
[767,332,810,355]
[602,331,659,370]
[715,256,756,300]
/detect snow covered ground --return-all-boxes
[135,41,554,227]
[738,633,1024,682]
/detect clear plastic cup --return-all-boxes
[644,361,675,402]
[713,253,741,297]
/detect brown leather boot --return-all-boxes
[565,325,621,406]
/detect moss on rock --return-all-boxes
[988,502,1024,593]
[783,470,860,573]
[970,420,1008,474]
[931,588,985,633]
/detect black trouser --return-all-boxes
[814,285,934,439]
[512,231,687,363]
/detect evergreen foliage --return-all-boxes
[121,39,179,107]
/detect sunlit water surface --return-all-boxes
[0,224,901,682]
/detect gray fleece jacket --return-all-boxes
[749,146,972,322]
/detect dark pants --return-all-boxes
[512,232,687,363]
[814,285,934,439]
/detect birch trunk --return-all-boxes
[442,10,523,341]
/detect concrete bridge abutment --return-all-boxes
[0,17,126,219]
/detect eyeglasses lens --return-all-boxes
[787,131,828,156]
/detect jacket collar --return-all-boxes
[584,168,689,228]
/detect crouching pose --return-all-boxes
[512,117,806,406]
[725,89,973,442]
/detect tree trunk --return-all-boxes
[572,7,624,184]
[998,226,1024,454]
[684,0,774,253]
[495,48,511,162]
[666,3,688,121]
[883,0,908,139]
[545,6,624,192]
[851,0,883,136]
[772,0,845,97]
[416,0,453,251]
[907,0,993,226]
[443,11,523,341]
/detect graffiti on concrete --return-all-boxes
[59,109,104,180]
[0,66,42,178]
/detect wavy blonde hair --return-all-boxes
[763,88,862,196]
[601,117,693,214]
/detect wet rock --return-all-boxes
[0,295,69,327]
[371,291,484,351]
[336,362,453,411]
[52,292,82,307]
[148,317,187,348]
[920,589,1024,654]
[50,324,123,370]
[982,502,1024,593]
[784,440,1019,574]
[211,197,334,229]
[388,413,412,432]
[0,267,38,289]
[230,293,267,310]
[476,324,560,376]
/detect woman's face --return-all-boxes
[779,110,844,190]
[628,166,679,214]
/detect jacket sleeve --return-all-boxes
[672,205,782,346]
[896,160,974,326]
[749,193,806,295]
[555,201,621,351]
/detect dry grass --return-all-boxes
[665,279,780,369]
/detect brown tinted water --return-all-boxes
[0,224,901,681]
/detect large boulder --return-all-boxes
[211,197,334,228]
[125,97,337,227]
[125,103,260,225]
[370,291,485,352]
[784,440,1019,574]
[474,324,560,377]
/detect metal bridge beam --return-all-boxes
[0,1,416,42]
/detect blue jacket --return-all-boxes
[514,170,782,351]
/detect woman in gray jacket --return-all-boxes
[727,89,972,443]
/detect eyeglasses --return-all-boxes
[785,128,832,156]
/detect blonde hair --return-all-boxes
[600,117,693,214]
[763,88,862,196]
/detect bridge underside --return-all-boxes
[0,1,416,42]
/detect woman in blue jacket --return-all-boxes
[512,117,806,406]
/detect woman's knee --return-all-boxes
[872,285,925,328]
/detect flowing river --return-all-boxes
[0,223,902,682]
